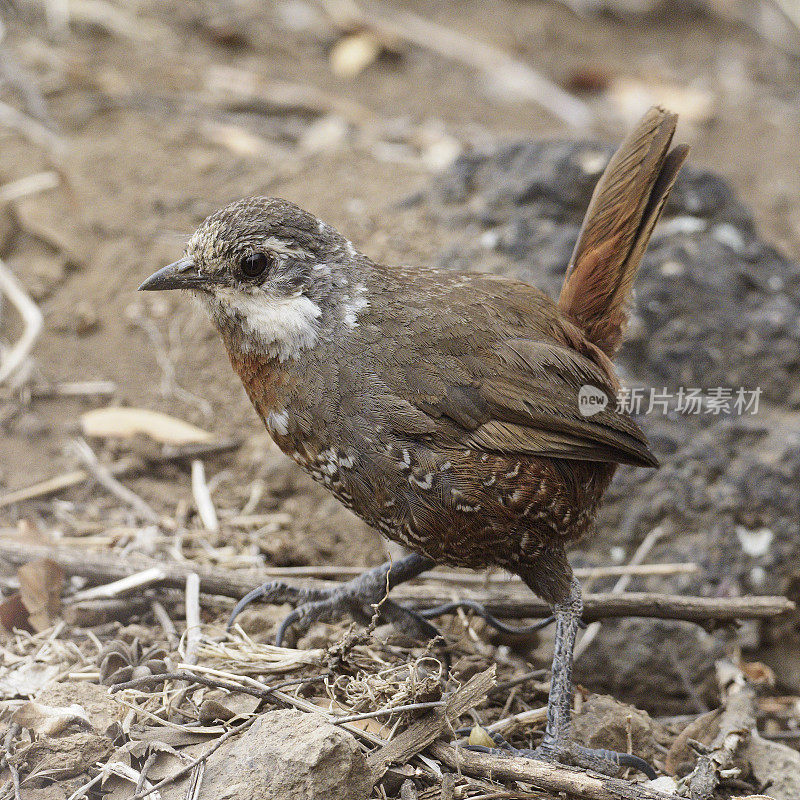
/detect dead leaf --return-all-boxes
[198,690,261,723]
[665,707,722,775]
[81,407,212,446]
[0,592,31,632]
[12,700,92,736]
[18,558,64,631]
[468,725,494,747]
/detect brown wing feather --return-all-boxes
[457,340,655,466]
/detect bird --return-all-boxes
[139,107,688,775]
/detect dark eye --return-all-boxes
[240,252,273,279]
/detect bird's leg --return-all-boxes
[537,576,585,755]
[226,552,438,645]
[473,576,655,778]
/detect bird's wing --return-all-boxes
[364,277,655,468]
[456,338,655,466]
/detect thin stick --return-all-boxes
[576,527,666,659]
[9,763,20,800]
[0,171,59,203]
[331,700,446,724]
[151,600,179,647]
[0,99,64,153]
[184,761,204,800]
[71,438,161,524]
[0,439,240,509]
[484,705,547,734]
[71,567,166,602]
[29,379,117,399]
[0,541,792,625]
[135,752,159,795]
[0,256,43,384]
[183,573,201,666]
[0,462,136,508]
[65,770,104,800]
[191,460,219,532]
[429,741,682,800]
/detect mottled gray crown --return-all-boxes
[191,196,347,263]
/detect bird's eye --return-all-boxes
[240,252,274,279]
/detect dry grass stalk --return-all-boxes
[0,256,43,385]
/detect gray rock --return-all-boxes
[201,709,372,800]
[743,733,800,800]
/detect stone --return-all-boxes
[201,709,372,800]
[743,733,800,800]
[572,693,659,762]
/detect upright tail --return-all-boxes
[558,107,689,358]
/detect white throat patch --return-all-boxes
[204,288,322,361]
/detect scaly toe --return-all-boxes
[522,741,657,779]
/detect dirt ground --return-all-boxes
[2,1,800,798]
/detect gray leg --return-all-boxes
[529,577,656,777]
[540,576,582,752]
[475,573,656,778]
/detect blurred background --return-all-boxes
[1,0,800,723]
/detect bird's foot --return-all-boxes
[467,734,656,779]
[226,555,440,646]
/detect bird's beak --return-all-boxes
[138,257,204,291]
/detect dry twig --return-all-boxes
[70,438,161,524]
[0,439,239,509]
[576,527,666,659]
[71,567,167,602]
[0,541,790,626]
[0,171,59,203]
[183,573,201,666]
[429,741,681,800]
[683,661,756,800]
[0,256,43,385]
[191,460,219,532]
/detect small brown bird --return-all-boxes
[140,107,687,774]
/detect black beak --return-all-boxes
[138,257,204,291]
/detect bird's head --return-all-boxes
[139,197,369,361]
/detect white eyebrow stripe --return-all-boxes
[261,236,312,258]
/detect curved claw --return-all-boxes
[513,743,658,780]
[225,556,443,647]
[593,749,657,781]
[226,580,329,631]
[273,597,357,646]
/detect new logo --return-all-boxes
[578,385,608,417]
